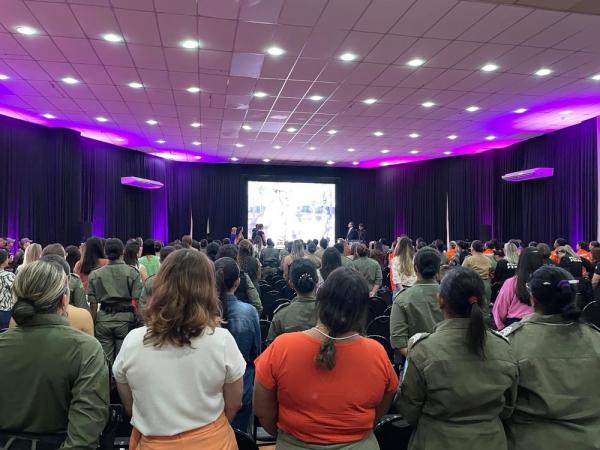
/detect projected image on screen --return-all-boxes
[248,181,335,246]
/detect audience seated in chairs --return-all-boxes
[254,267,398,449]
[0,259,109,449]
[267,258,318,341]
[395,267,518,450]
[503,266,600,450]
[112,249,245,450]
[390,247,443,357]
[214,257,261,435]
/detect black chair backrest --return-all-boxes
[259,319,271,342]
[282,286,296,300]
[234,429,258,450]
[368,335,394,362]
[378,287,393,306]
[368,297,388,324]
[374,415,412,450]
[582,301,600,328]
[367,315,390,339]
[0,431,66,450]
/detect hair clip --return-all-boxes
[467,296,478,305]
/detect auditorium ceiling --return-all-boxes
[1,0,600,167]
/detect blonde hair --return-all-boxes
[504,242,519,265]
[558,245,577,257]
[12,260,69,325]
[23,243,42,265]
[394,237,415,277]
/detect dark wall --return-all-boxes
[0,113,597,246]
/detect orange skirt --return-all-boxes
[129,413,237,450]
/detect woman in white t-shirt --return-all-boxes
[113,249,245,450]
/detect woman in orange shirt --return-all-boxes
[254,267,398,449]
[446,241,457,261]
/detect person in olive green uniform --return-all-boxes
[462,240,493,315]
[390,248,443,356]
[0,259,109,449]
[260,238,280,279]
[41,243,90,310]
[396,267,518,450]
[268,259,317,340]
[88,238,142,363]
[502,266,600,450]
[352,244,383,297]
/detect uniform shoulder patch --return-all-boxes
[499,320,525,337]
[70,273,81,279]
[407,332,430,350]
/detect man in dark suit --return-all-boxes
[346,221,359,241]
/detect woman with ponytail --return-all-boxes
[214,257,261,434]
[396,267,518,450]
[503,265,600,450]
[254,267,398,449]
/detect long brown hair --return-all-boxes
[144,249,220,347]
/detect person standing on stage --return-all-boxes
[358,224,367,243]
[346,222,359,241]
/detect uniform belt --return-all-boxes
[100,301,134,313]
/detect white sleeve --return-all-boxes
[223,330,246,384]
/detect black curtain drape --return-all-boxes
[0,116,81,246]
[0,113,597,246]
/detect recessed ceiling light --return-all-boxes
[409,150,419,154]
[42,113,55,119]
[327,129,337,135]
[156,139,166,144]
[308,146,316,150]
[235,143,244,148]
[192,141,201,146]
[16,26,37,35]
[421,101,435,108]
[186,86,200,93]
[591,74,600,81]
[447,134,458,140]
[230,156,239,162]
[339,53,357,62]
[347,148,355,152]
[146,119,158,125]
[190,122,201,128]
[253,91,268,98]
[373,131,384,137]
[61,77,79,85]
[102,33,123,42]
[266,47,284,56]
[363,98,377,105]
[443,151,452,155]
[273,145,282,149]
[286,127,297,133]
[194,155,202,160]
[535,68,552,77]
[0,74,9,80]
[381,162,389,167]
[309,95,324,101]
[326,160,335,165]
[481,63,499,72]
[407,58,425,67]
[180,39,200,49]
[95,116,108,122]
[242,124,252,131]
[380,149,390,154]
[560,110,573,115]
[514,108,527,114]
[352,161,359,166]
[485,135,496,141]
[128,82,143,89]
[263,158,271,162]
[465,105,480,112]
[409,132,420,139]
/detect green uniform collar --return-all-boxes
[434,317,470,331]
[414,279,439,286]
[293,294,317,303]
[20,313,69,327]
[108,260,125,265]
[526,312,574,325]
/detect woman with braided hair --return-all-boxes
[255,267,398,449]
